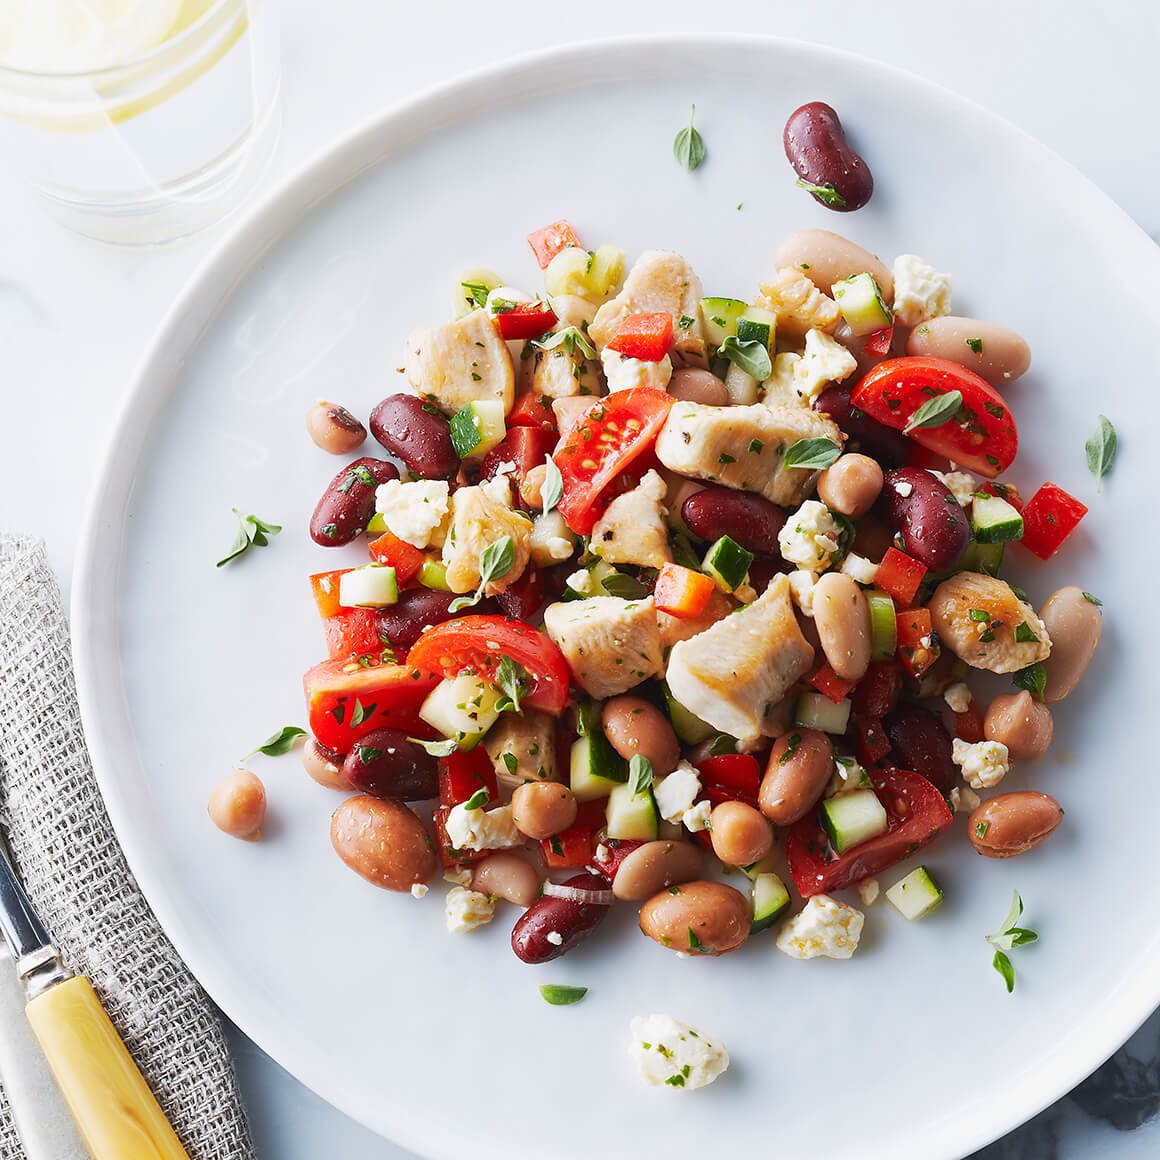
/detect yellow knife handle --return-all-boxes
[25,976,190,1160]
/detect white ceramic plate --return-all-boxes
[73,35,1160,1159]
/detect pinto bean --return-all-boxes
[375,588,496,651]
[208,769,266,840]
[369,394,459,479]
[302,738,350,789]
[307,401,367,454]
[611,840,703,901]
[471,852,541,907]
[668,368,729,406]
[511,873,610,962]
[639,881,750,956]
[511,781,577,840]
[881,467,971,572]
[330,795,438,891]
[709,802,773,866]
[310,457,398,546]
[817,454,883,520]
[783,103,874,212]
[815,384,909,466]
[1039,586,1102,702]
[882,704,955,792]
[682,488,786,556]
[759,729,833,825]
[968,792,1063,858]
[813,572,872,681]
[601,696,680,777]
[984,692,1054,760]
[774,230,894,303]
[905,317,1031,387]
[342,729,438,800]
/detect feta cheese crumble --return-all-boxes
[787,569,818,616]
[374,479,451,548]
[445,887,495,933]
[628,1015,729,1090]
[826,756,869,798]
[654,761,702,824]
[682,800,712,833]
[893,480,913,498]
[776,895,864,960]
[546,931,563,946]
[790,328,858,405]
[943,682,973,714]
[949,785,982,814]
[566,568,595,595]
[856,878,880,907]
[952,738,1010,790]
[410,883,429,899]
[840,553,878,586]
[778,501,842,573]
[601,347,673,393]
[891,254,952,327]
[445,803,521,851]
[932,470,978,508]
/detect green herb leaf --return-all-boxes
[795,178,847,208]
[992,948,1016,993]
[1085,414,1117,492]
[627,754,654,797]
[1082,591,1102,606]
[783,437,842,471]
[532,326,597,360]
[461,280,492,309]
[449,535,515,612]
[244,725,305,758]
[1013,662,1047,700]
[671,532,702,573]
[719,335,772,381]
[966,337,983,354]
[601,571,650,600]
[688,926,704,951]
[449,405,483,458]
[1014,622,1039,643]
[996,889,1024,934]
[1005,927,1039,947]
[463,787,490,810]
[216,509,283,567]
[501,752,518,775]
[538,984,588,1006]
[673,105,706,172]
[664,1073,687,1087]
[408,736,459,757]
[709,734,736,756]
[541,456,564,516]
[903,390,963,435]
[494,656,530,715]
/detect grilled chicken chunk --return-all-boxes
[665,574,814,742]
[543,595,664,699]
[589,251,703,349]
[755,268,841,339]
[531,341,601,399]
[590,470,672,570]
[442,477,531,595]
[405,308,514,414]
[484,711,557,788]
[656,588,734,652]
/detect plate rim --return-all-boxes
[71,31,1160,1159]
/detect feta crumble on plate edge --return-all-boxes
[629,1014,729,1090]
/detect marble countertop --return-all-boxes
[0,1,1157,1155]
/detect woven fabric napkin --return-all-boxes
[0,533,255,1160]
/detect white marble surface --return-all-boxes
[0,2,1157,1156]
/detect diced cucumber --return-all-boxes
[664,684,715,745]
[702,535,754,592]
[866,589,898,660]
[569,701,627,801]
[418,558,451,591]
[366,512,388,534]
[830,272,892,337]
[885,865,944,920]
[419,674,502,749]
[971,493,1024,544]
[927,540,1004,586]
[449,400,506,459]
[605,781,659,841]
[544,247,592,297]
[740,851,782,880]
[583,244,625,297]
[564,558,617,600]
[820,788,889,854]
[529,511,577,568]
[750,872,791,933]
[454,268,503,316]
[338,564,399,608]
[699,297,747,347]
[736,305,778,352]
[722,359,759,405]
[794,693,852,735]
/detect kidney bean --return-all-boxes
[310,457,398,546]
[905,317,1031,387]
[880,467,970,572]
[968,792,1063,858]
[817,453,883,520]
[815,384,910,467]
[601,696,680,777]
[208,769,266,840]
[375,588,495,651]
[302,738,350,789]
[759,728,833,826]
[783,102,873,212]
[639,881,750,956]
[511,872,610,963]
[369,394,459,479]
[330,795,438,891]
[850,660,902,720]
[682,488,786,556]
[307,401,367,454]
[710,802,773,866]
[882,703,955,792]
[668,368,729,406]
[813,572,872,681]
[471,852,541,907]
[342,729,438,800]
[611,840,702,901]
[774,229,894,304]
[1039,586,1102,703]
[984,692,1054,760]
[494,567,544,622]
[511,781,578,840]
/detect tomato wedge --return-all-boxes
[553,388,674,535]
[785,768,953,897]
[851,356,1017,478]
[406,615,571,714]
[304,658,439,754]
[322,609,382,661]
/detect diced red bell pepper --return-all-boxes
[432,806,488,869]
[588,837,646,882]
[438,747,499,807]
[542,799,607,868]
[367,532,424,585]
[494,301,557,341]
[507,392,559,434]
[605,313,674,362]
[954,699,985,743]
[864,325,893,357]
[875,547,928,607]
[809,662,858,704]
[851,660,903,720]
[322,609,382,661]
[653,563,715,618]
[978,480,1024,512]
[896,608,940,678]
[696,755,761,805]
[854,717,891,766]
[310,569,352,619]
[1019,481,1088,560]
[527,220,582,269]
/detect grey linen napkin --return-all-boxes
[0,533,256,1160]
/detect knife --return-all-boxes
[0,840,190,1160]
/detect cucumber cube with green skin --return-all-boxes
[418,558,451,591]
[664,684,715,745]
[971,494,1024,544]
[338,564,399,608]
[830,272,893,336]
[702,535,754,592]
[736,305,779,354]
[570,701,627,801]
[699,297,748,347]
[821,788,889,853]
[450,400,506,459]
[885,866,944,920]
[793,692,852,735]
[740,851,782,880]
[605,781,659,841]
[866,590,898,659]
[419,673,502,750]
[366,512,388,534]
[750,872,791,933]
